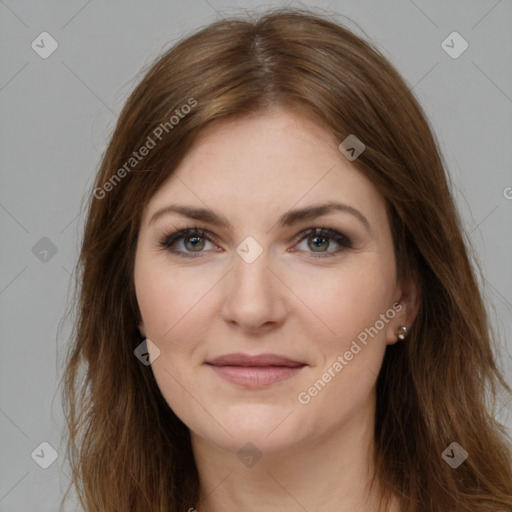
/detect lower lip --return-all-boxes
[207,364,306,388]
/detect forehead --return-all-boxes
[143,108,387,230]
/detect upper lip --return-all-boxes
[206,353,306,367]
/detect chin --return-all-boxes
[213,430,302,458]
[204,404,307,456]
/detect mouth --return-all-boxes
[205,353,307,389]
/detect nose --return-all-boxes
[219,249,287,334]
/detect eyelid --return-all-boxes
[289,227,353,258]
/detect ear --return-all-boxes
[138,320,146,339]
[386,273,421,345]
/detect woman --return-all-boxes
[61,8,512,512]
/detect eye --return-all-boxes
[158,226,353,259]
[292,227,353,258]
[159,227,219,258]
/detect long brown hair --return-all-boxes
[60,8,512,511]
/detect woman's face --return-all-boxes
[134,107,414,455]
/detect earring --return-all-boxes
[396,325,408,340]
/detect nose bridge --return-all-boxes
[233,248,269,293]
[220,242,286,330]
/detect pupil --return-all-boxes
[186,235,204,251]
[310,235,328,251]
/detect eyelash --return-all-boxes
[158,225,353,259]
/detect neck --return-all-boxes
[190,395,399,512]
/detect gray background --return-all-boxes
[1,0,511,510]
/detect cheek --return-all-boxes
[134,258,212,423]
[291,264,395,418]
[284,257,396,347]
[134,256,216,342]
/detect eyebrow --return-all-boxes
[149,201,372,234]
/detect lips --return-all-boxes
[205,353,307,388]
[206,353,306,368]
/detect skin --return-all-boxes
[134,107,419,512]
